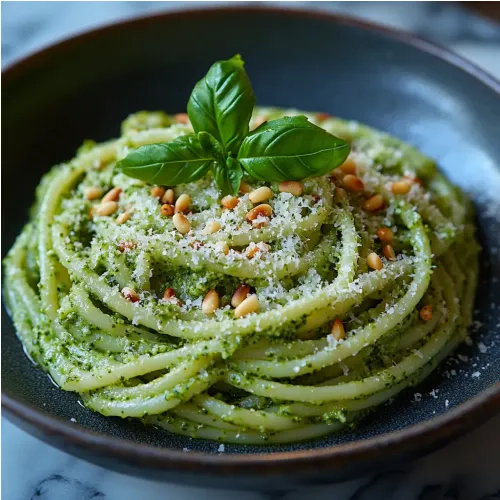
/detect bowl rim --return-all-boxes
[2,4,500,477]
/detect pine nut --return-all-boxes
[231,284,250,308]
[175,193,191,213]
[102,187,122,202]
[173,213,191,234]
[202,290,220,315]
[96,201,118,216]
[118,241,136,253]
[363,194,384,212]
[234,294,260,318]
[239,181,252,194]
[221,195,239,209]
[246,204,272,221]
[175,113,189,124]
[279,181,303,196]
[343,174,364,192]
[116,211,131,224]
[85,186,103,200]
[383,244,397,261]
[391,179,412,195]
[252,220,269,229]
[215,241,230,255]
[151,186,166,199]
[367,252,383,270]
[330,318,345,341]
[335,187,347,202]
[377,227,394,242]
[339,157,357,175]
[202,220,221,235]
[161,189,175,205]
[160,204,174,216]
[249,186,273,204]
[420,305,433,321]
[163,287,182,306]
[330,168,345,179]
[246,242,270,259]
[122,287,139,303]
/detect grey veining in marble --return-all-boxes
[1,2,499,500]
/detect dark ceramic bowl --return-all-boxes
[2,6,500,490]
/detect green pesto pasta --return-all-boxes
[3,107,479,444]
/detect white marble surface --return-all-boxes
[2,415,500,499]
[2,2,500,499]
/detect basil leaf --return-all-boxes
[214,157,243,196]
[238,115,350,181]
[187,54,255,155]
[198,131,224,160]
[116,136,214,185]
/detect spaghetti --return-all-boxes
[4,108,479,444]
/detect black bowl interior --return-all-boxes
[2,7,500,489]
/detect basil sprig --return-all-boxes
[116,55,350,195]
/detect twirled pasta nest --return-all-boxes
[4,108,479,444]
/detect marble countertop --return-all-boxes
[2,2,499,499]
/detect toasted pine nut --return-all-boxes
[343,174,364,192]
[339,158,357,175]
[160,204,174,216]
[163,287,182,306]
[246,204,272,221]
[249,186,273,204]
[221,195,239,209]
[234,294,260,318]
[202,290,220,315]
[161,189,175,205]
[175,113,189,124]
[96,201,118,216]
[175,193,191,213]
[116,211,131,225]
[202,220,221,235]
[391,179,412,195]
[122,287,139,303]
[383,244,397,261]
[118,241,136,253]
[335,187,347,202]
[246,242,270,259]
[102,187,122,202]
[377,227,394,242]
[279,181,303,196]
[85,186,103,200]
[239,181,252,194]
[330,318,345,341]
[173,213,191,234]
[363,194,384,212]
[246,246,259,259]
[420,305,433,321]
[151,186,166,199]
[215,241,230,255]
[367,252,383,270]
[231,284,250,308]
[252,220,269,229]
